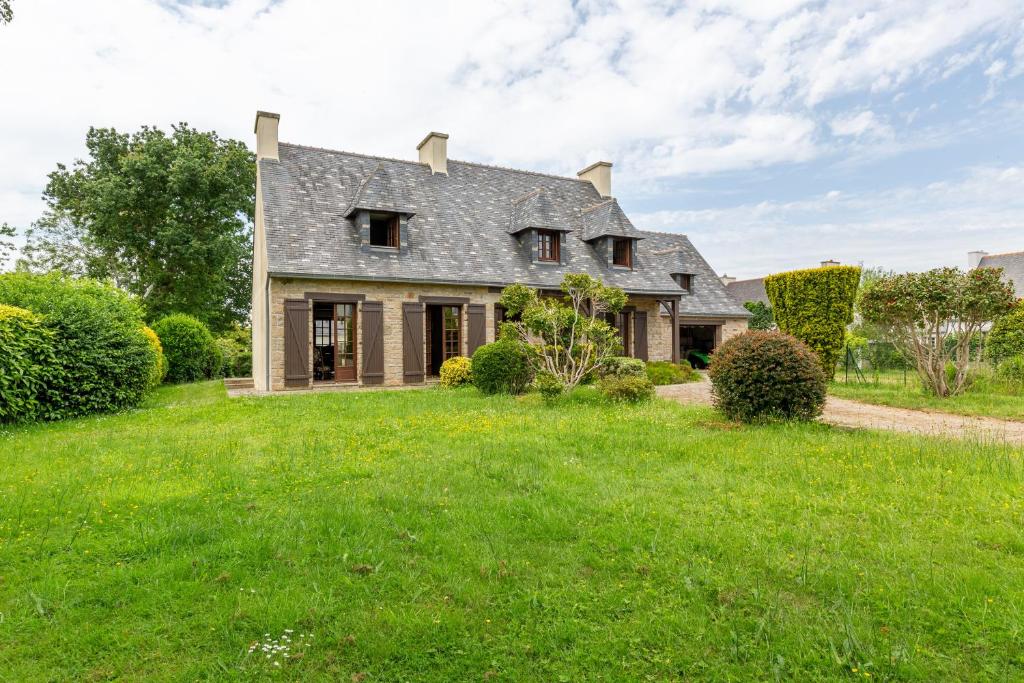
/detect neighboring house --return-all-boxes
[722,260,841,307]
[969,250,1024,298]
[251,111,749,391]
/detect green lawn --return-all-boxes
[3,383,1024,680]
[830,375,1024,422]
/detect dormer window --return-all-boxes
[673,273,693,292]
[369,212,400,248]
[612,238,633,268]
[537,229,560,262]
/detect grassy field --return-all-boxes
[2,382,1024,680]
[831,373,1023,422]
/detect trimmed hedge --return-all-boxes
[0,272,156,420]
[142,326,168,388]
[152,314,220,383]
[439,356,472,388]
[471,339,533,395]
[764,265,860,379]
[0,304,57,422]
[988,300,1024,362]
[709,330,826,422]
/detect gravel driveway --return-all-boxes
[657,378,1024,446]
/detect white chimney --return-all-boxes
[577,161,612,198]
[720,274,736,285]
[417,132,449,174]
[820,259,840,268]
[968,250,988,269]
[254,111,280,161]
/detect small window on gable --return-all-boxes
[369,212,400,248]
[612,238,632,268]
[537,229,559,262]
[673,273,693,292]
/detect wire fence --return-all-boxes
[834,340,1002,387]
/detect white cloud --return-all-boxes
[830,111,892,138]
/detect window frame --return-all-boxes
[612,238,633,268]
[537,229,560,262]
[673,273,693,292]
[368,212,400,248]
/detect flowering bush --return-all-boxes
[439,356,472,387]
[142,326,167,388]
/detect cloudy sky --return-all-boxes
[1,0,1023,278]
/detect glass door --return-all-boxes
[335,303,357,382]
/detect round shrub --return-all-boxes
[152,314,219,383]
[0,272,156,420]
[645,360,698,385]
[598,375,655,403]
[534,371,564,403]
[988,301,1024,362]
[439,356,472,388]
[709,330,826,422]
[142,326,167,388]
[0,304,57,423]
[599,356,647,379]
[471,339,533,395]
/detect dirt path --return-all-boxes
[657,379,1024,446]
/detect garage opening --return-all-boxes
[679,324,719,368]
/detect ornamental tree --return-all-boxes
[764,265,861,379]
[499,273,627,390]
[859,267,1016,397]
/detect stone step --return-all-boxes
[224,377,255,389]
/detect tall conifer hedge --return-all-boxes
[764,265,861,378]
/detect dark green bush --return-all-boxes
[709,330,826,422]
[153,314,220,383]
[0,304,57,422]
[471,339,533,395]
[0,272,156,420]
[988,301,1024,362]
[645,360,699,385]
[598,375,655,403]
[765,265,860,379]
[599,356,647,379]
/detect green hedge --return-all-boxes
[153,314,220,383]
[0,304,57,422]
[764,265,860,379]
[0,272,156,420]
[988,300,1024,362]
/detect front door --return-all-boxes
[334,303,357,382]
[425,304,461,375]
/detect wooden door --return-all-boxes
[334,303,357,382]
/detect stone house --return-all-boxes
[251,111,749,391]
[969,250,1024,298]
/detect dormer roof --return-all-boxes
[507,188,574,234]
[580,199,646,242]
[343,162,417,218]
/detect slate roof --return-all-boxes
[343,162,416,217]
[725,277,769,305]
[580,199,646,242]
[259,142,749,316]
[508,188,572,234]
[978,251,1024,299]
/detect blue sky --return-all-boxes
[1,0,1022,277]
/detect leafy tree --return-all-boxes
[987,300,1024,363]
[0,1,12,25]
[860,267,1016,396]
[0,223,15,270]
[500,273,627,390]
[764,265,861,379]
[743,300,774,330]
[26,124,255,332]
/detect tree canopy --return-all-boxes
[860,267,1016,396]
[0,1,12,25]
[0,223,15,270]
[25,124,255,331]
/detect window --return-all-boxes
[369,212,400,248]
[537,229,559,262]
[673,273,693,292]
[612,238,632,268]
[443,306,461,360]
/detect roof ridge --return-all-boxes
[635,228,691,238]
[278,141,592,185]
[725,277,765,284]
[980,250,1024,259]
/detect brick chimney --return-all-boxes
[254,111,280,161]
[578,161,612,198]
[968,250,988,269]
[417,132,449,174]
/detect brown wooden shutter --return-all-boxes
[361,301,384,384]
[467,304,486,356]
[617,312,629,357]
[634,311,648,361]
[402,302,425,383]
[284,299,310,388]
